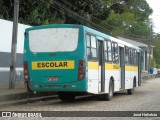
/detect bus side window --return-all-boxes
[136,50,138,66]
[134,49,137,66]
[125,46,129,65]
[104,41,108,61]
[130,49,132,65]
[112,42,119,63]
[90,36,97,59]
[131,49,134,66]
[114,43,119,63]
[132,49,134,65]
[128,48,131,65]
[129,48,132,65]
[107,41,112,62]
[86,34,91,58]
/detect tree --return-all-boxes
[19,0,66,25]
[0,0,3,18]
[153,38,160,68]
[101,0,153,40]
[0,0,154,41]
[0,0,13,19]
[0,0,65,25]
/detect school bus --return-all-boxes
[23,24,141,101]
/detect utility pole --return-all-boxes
[148,25,152,74]
[9,0,19,89]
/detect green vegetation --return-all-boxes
[0,0,160,65]
[153,36,160,68]
[0,0,153,38]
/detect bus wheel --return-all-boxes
[127,88,134,95]
[127,81,135,95]
[59,92,75,101]
[101,80,114,101]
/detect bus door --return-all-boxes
[119,47,125,89]
[98,40,105,93]
[137,52,141,86]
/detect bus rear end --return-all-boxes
[23,25,87,97]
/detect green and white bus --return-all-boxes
[24,24,141,101]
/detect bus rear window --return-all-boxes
[28,28,79,52]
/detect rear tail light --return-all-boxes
[24,62,32,92]
[78,60,86,80]
[24,62,29,80]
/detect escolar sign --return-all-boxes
[32,61,74,70]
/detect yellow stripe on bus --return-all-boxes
[32,61,74,70]
[105,63,120,70]
[88,62,99,70]
[88,62,138,71]
[88,62,120,70]
[125,66,138,71]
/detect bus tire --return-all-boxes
[59,92,75,101]
[127,80,135,95]
[127,88,134,95]
[101,80,114,101]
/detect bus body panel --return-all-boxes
[87,61,99,94]
[24,24,141,97]
[125,66,138,89]
[24,25,88,92]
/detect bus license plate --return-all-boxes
[48,77,58,81]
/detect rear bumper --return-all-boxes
[30,80,87,92]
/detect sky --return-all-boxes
[146,0,160,33]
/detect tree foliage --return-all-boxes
[101,0,153,40]
[1,0,160,66]
[153,37,160,68]
[0,0,154,40]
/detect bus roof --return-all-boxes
[25,24,82,32]
[26,24,141,51]
[83,25,141,51]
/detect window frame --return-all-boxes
[125,46,129,65]
[105,40,112,62]
[129,48,132,65]
[112,42,119,64]
[86,33,98,61]
[133,49,137,66]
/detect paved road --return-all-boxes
[0,78,160,120]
